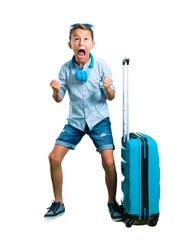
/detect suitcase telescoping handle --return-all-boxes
[122,58,130,146]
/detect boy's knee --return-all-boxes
[101,149,115,172]
[102,157,115,172]
[48,152,61,167]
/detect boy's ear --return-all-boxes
[68,42,72,49]
[91,41,95,49]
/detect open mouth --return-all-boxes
[78,49,85,58]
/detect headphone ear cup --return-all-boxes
[81,71,88,82]
[76,70,81,81]
[76,70,88,82]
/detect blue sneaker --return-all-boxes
[108,201,124,222]
[44,201,65,219]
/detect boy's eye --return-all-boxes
[74,37,79,41]
[73,37,90,42]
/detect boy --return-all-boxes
[44,24,123,221]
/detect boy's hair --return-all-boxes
[69,24,94,42]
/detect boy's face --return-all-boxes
[68,29,95,67]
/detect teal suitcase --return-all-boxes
[121,59,160,227]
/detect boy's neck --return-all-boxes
[74,54,91,69]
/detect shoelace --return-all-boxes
[47,201,60,213]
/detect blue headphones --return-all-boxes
[70,53,94,82]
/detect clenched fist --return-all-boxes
[103,76,112,91]
[50,79,61,93]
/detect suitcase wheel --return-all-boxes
[125,218,134,228]
[149,217,158,227]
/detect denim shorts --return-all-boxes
[55,118,115,153]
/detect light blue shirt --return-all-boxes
[57,56,116,131]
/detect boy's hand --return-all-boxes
[103,76,112,91]
[103,76,115,100]
[50,79,61,93]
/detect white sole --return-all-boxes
[112,217,123,222]
[44,211,65,221]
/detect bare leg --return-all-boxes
[48,145,70,204]
[100,149,117,203]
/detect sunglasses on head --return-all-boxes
[70,23,94,31]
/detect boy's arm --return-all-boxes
[50,79,62,102]
[52,91,62,103]
[103,76,115,101]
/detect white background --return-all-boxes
[0,0,182,239]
